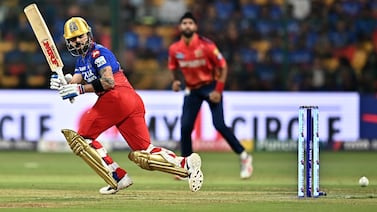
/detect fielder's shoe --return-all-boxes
[186,153,203,192]
[99,174,133,195]
[240,154,253,179]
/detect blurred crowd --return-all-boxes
[1,0,377,92]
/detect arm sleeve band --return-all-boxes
[215,81,224,93]
[92,79,105,92]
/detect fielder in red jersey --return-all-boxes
[168,12,253,179]
[50,17,203,194]
[168,33,226,90]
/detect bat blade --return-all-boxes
[24,3,64,73]
[24,3,74,103]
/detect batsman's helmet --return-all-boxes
[63,17,92,56]
[63,17,91,39]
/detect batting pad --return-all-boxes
[128,151,189,178]
[61,129,118,189]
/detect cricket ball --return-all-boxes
[358,176,369,187]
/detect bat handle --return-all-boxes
[55,68,75,104]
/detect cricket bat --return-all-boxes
[24,3,74,103]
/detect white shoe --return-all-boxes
[240,154,253,179]
[99,174,133,195]
[186,153,203,192]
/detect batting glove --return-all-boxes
[58,84,85,100]
[50,74,73,90]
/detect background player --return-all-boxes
[50,16,203,194]
[168,12,253,179]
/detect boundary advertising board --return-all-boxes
[0,90,359,151]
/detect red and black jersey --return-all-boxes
[168,33,226,88]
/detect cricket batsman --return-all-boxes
[50,17,203,194]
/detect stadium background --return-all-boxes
[1,0,377,152]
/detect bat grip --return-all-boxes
[55,68,75,103]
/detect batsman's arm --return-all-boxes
[74,66,114,93]
[69,73,83,84]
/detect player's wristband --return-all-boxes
[92,78,105,92]
[78,84,85,94]
[215,81,224,93]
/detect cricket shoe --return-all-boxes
[186,153,203,192]
[99,174,133,195]
[240,154,253,179]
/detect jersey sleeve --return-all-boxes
[206,43,227,68]
[91,46,121,74]
[92,49,111,70]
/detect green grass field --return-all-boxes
[0,151,376,211]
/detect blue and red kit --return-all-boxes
[75,43,150,151]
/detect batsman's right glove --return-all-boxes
[58,84,85,100]
[50,73,73,90]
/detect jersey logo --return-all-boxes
[178,59,206,68]
[194,49,203,58]
[69,22,78,33]
[213,48,223,60]
[92,49,100,58]
[94,55,107,67]
[175,52,184,59]
[83,70,97,82]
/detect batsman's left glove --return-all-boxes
[50,74,73,90]
[59,84,85,100]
